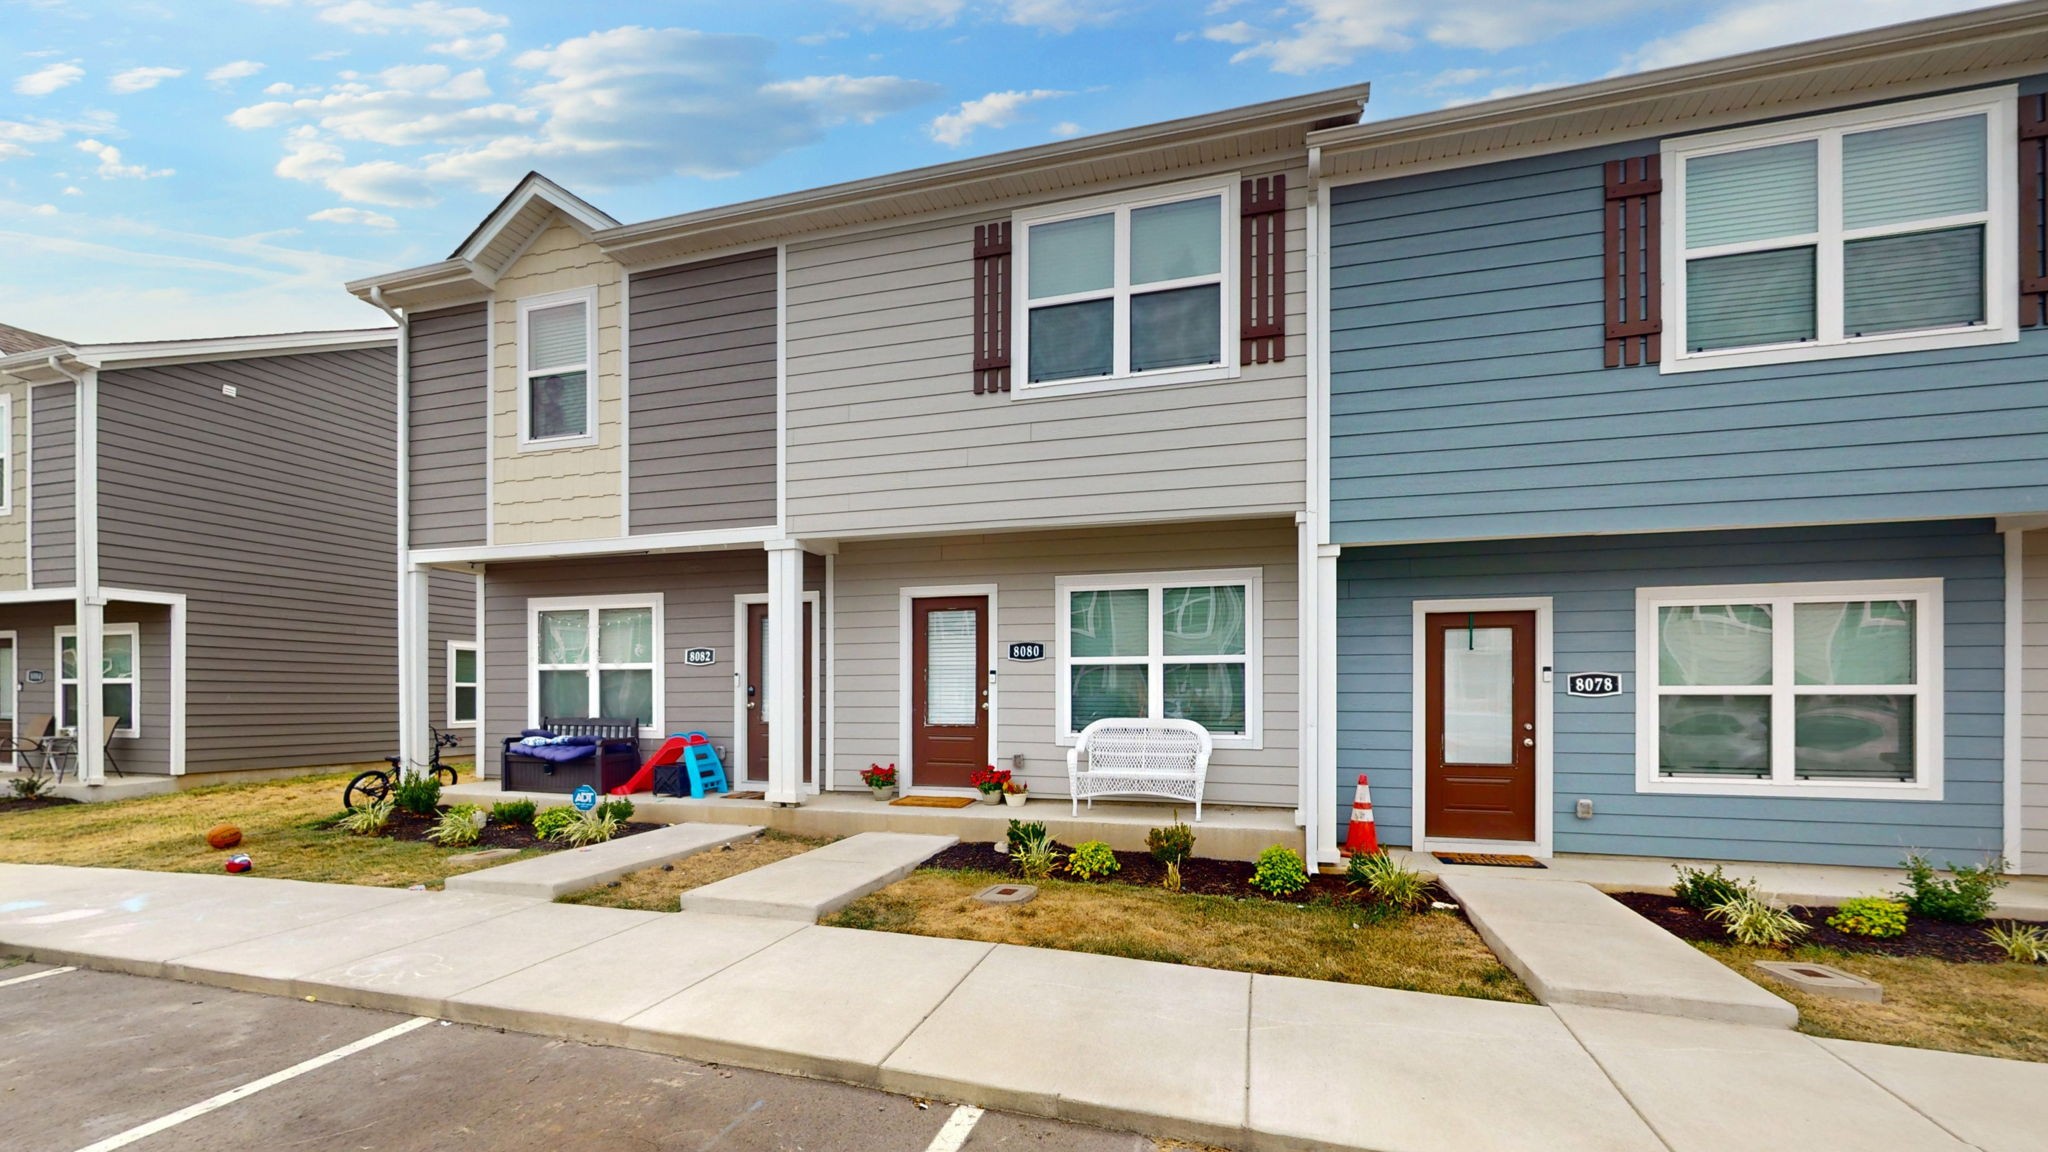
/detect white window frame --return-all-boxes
[1661,86,2017,373]
[527,594,664,738]
[1054,567,1262,750]
[1634,578,1943,800]
[55,623,139,738]
[1012,175,1240,399]
[515,286,599,449]
[447,640,478,729]
[0,392,13,516]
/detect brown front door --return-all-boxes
[910,596,989,790]
[1424,611,1537,843]
[744,601,813,786]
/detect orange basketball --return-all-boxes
[206,824,242,850]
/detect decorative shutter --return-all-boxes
[1240,174,1286,364]
[2021,94,2048,327]
[1603,155,1663,367]
[972,221,1012,394]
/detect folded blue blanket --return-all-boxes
[514,740,597,764]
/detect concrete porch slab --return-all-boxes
[881,944,1251,1146]
[1248,975,1664,1152]
[1817,1037,2048,1152]
[678,831,956,921]
[1439,873,1797,1028]
[442,822,764,899]
[621,924,992,1084]
[1555,1005,1968,1152]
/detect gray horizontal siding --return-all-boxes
[628,251,779,533]
[1326,118,2048,545]
[97,346,400,773]
[1336,519,2006,868]
[30,382,73,588]
[0,600,170,774]
[429,569,478,757]
[409,304,489,549]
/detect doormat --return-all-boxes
[722,791,766,800]
[1434,852,1545,869]
[890,795,978,809]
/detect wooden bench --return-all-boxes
[501,717,641,794]
[1066,717,1213,820]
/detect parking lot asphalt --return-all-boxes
[0,961,1167,1152]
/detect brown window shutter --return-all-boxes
[1240,174,1287,364]
[972,221,1011,394]
[2021,94,2048,327]
[1603,155,1662,367]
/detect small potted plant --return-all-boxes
[970,766,1010,805]
[1002,779,1028,807]
[860,763,898,801]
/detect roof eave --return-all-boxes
[0,329,395,383]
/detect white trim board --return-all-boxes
[732,591,823,795]
[1409,596,1555,858]
[2004,529,2024,873]
[897,583,1000,795]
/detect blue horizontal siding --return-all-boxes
[1334,520,2005,867]
[1327,85,2048,545]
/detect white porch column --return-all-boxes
[75,363,105,785]
[1315,544,1341,863]
[764,540,806,805]
[397,563,432,777]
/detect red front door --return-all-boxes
[744,601,813,786]
[910,596,988,790]
[1424,611,1537,843]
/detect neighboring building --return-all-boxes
[0,330,478,790]
[1310,2,2048,869]
[0,324,66,357]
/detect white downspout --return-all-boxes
[48,355,103,785]
[1299,144,1333,864]
[2005,527,2024,874]
[367,288,427,772]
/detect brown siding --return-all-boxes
[30,382,74,588]
[96,346,400,774]
[409,304,489,549]
[627,251,779,533]
[428,568,478,756]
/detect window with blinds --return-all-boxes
[519,291,595,444]
[1664,87,2015,372]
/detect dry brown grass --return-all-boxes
[557,830,836,911]
[825,868,1532,1001]
[0,770,539,889]
[1706,942,2048,1063]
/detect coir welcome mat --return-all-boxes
[890,795,978,809]
[1433,852,1546,869]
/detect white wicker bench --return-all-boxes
[1066,717,1213,820]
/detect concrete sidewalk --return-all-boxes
[3,863,2043,1152]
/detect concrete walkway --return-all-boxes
[4,863,2044,1152]
[678,831,957,920]
[443,821,762,899]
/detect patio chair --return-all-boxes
[48,716,124,784]
[5,714,54,775]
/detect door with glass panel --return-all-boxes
[744,602,814,786]
[911,596,989,790]
[1424,612,1537,843]
[0,634,14,763]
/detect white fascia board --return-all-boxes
[409,525,782,567]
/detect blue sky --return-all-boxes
[0,0,2009,341]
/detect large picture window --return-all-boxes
[1055,569,1261,748]
[1663,87,2015,371]
[530,596,661,735]
[1015,178,1235,394]
[1635,580,1942,798]
[56,624,138,736]
[518,288,596,445]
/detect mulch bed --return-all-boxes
[380,809,662,852]
[921,840,1430,907]
[0,796,79,814]
[1609,890,2036,964]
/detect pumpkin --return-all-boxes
[206,824,243,850]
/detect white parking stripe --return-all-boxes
[0,965,76,988]
[923,1105,985,1152]
[71,1015,435,1152]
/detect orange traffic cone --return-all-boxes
[1343,774,1380,856]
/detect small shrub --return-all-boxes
[532,806,578,840]
[1707,891,1810,948]
[8,766,53,800]
[389,773,442,817]
[1984,921,2048,964]
[1672,863,1750,912]
[1006,819,1048,854]
[490,799,536,827]
[427,804,484,847]
[1162,860,1182,893]
[1346,849,1432,912]
[1250,845,1310,898]
[596,797,634,822]
[558,808,620,847]
[1826,896,1908,939]
[1008,821,1059,880]
[337,797,394,837]
[1146,821,1196,866]
[1065,840,1119,881]
[1899,853,2006,924]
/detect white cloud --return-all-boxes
[1624,0,1989,73]
[31,204,57,216]
[1050,120,1082,137]
[928,88,1064,146]
[109,66,186,94]
[309,205,397,228]
[835,0,1114,32]
[317,1,508,37]
[428,33,506,60]
[62,185,81,195]
[0,109,116,161]
[1202,20,1259,44]
[207,60,266,84]
[1215,0,1654,73]
[15,62,84,96]
[837,0,963,26]
[75,138,173,180]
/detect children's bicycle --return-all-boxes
[344,727,461,810]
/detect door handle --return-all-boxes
[1522,737,1534,747]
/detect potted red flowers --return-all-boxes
[861,763,898,801]
[970,766,1011,805]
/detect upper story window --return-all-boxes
[1662,87,2016,372]
[1015,178,1237,395]
[518,288,597,447]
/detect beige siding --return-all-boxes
[490,219,625,545]
[2024,529,2048,873]
[783,160,1310,538]
[0,377,27,589]
[830,519,1299,806]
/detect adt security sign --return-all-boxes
[571,785,598,812]
[1567,673,1623,698]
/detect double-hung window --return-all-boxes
[518,288,596,445]
[448,641,478,728]
[1056,569,1261,748]
[531,596,661,736]
[56,624,138,736]
[1015,178,1235,393]
[1636,580,1942,798]
[1664,87,2015,371]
